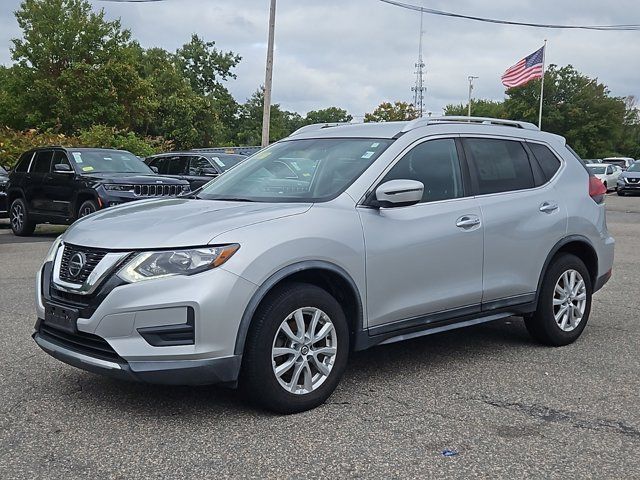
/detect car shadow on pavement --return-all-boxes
[43,317,535,417]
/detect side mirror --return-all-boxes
[373,179,424,208]
[54,163,72,173]
[202,167,218,176]
[150,166,159,173]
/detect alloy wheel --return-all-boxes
[553,269,587,332]
[271,307,338,395]
[10,202,24,231]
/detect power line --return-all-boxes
[379,0,640,31]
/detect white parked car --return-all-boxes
[586,163,620,191]
[603,157,635,171]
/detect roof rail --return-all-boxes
[289,122,349,137]
[401,116,539,133]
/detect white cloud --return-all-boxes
[1,0,639,116]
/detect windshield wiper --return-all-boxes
[212,197,257,202]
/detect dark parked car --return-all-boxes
[0,165,9,218]
[617,160,640,195]
[145,152,247,189]
[7,147,190,236]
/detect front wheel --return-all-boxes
[77,199,99,219]
[240,282,349,413]
[525,254,592,346]
[618,190,625,196]
[10,198,36,236]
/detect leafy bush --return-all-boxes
[0,125,172,168]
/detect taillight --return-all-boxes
[589,176,607,204]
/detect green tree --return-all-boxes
[176,34,240,98]
[505,65,628,157]
[236,88,301,145]
[444,99,506,118]
[304,107,352,124]
[6,0,153,133]
[364,101,418,122]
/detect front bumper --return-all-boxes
[35,260,257,386]
[33,327,241,385]
[0,192,7,217]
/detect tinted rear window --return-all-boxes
[465,138,534,194]
[529,143,562,181]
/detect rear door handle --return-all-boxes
[456,215,481,229]
[539,202,559,213]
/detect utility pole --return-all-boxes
[467,76,478,117]
[261,0,277,148]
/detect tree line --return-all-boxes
[0,0,637,167]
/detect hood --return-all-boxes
[63,198,311,249]
[621,171,640,179]
[81,173,188,185]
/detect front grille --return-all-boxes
[628,178,639,184]
[133,184,183,197]
[59,244,109,284]
[0,183,6,194]
[39,324,120,362]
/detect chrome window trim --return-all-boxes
[52,243,130,295]
[26,151,37,173]
[458,134,567,200]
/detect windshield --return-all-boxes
[68,149,153,174]
[603,159,626,167]
[628,162,640,172]
[588,166,607,175]
[209,154,246,172]
[198,138,393,202]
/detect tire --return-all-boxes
[617,190,625,196]
[77,199,99,219]
[9,197,36,236]
[240,282,350,414]
[525,253,592,346]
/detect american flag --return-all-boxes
[501,46,545,88]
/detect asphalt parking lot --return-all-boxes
[0,194,639,479]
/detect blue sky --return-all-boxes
[1,0,639,117]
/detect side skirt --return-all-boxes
[353,294,536,351]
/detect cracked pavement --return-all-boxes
[0,194,639,479]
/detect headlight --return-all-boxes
[104,184,134,191]
[44,236,63,263]
[117,244,240,283]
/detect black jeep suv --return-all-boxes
[7,147,190,236]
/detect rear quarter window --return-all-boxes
[528,143,562,181]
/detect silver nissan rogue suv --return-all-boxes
[33,117,614,413]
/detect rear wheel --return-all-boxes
[525,254,592,346]
[240,282,349,414]
[10,198,36,236]
[78,199,98,219]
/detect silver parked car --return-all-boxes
[33,117,614,413]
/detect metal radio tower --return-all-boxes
[411,12,426,117]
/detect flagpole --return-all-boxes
[538,39,547,129]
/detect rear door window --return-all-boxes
[464,138,535,195]
[30,151,54,174]
[528,143,562,181]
